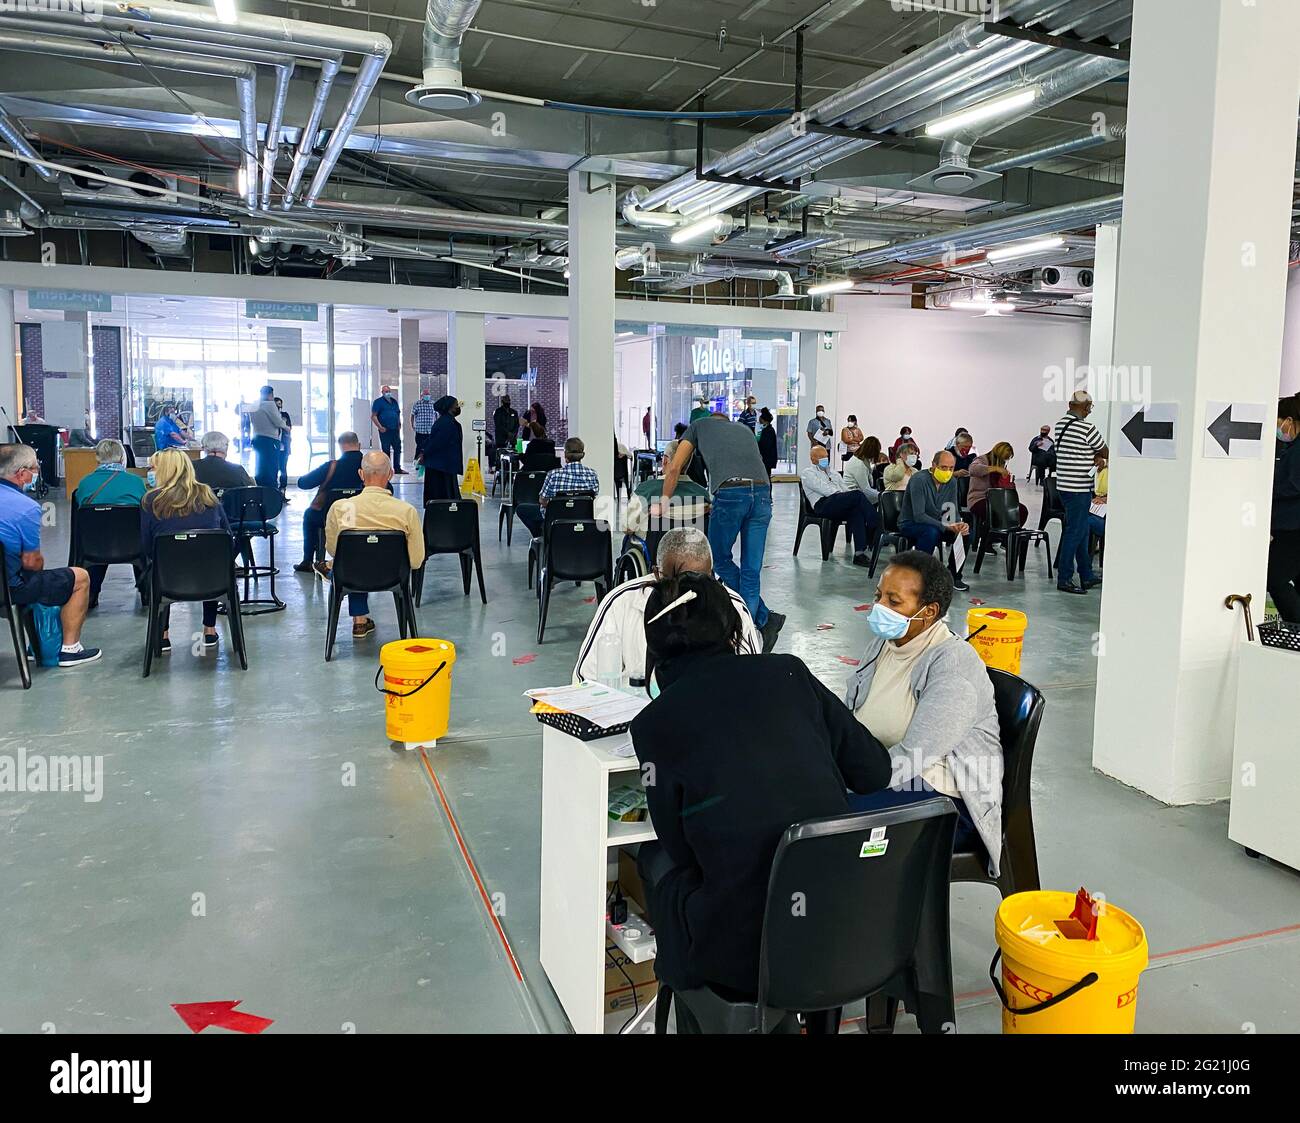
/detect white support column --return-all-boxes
[798,327,838,466]
[1092,0,1300,804]
[568,169,616,501]
[447,311,485,473]
[1087,223,1122,445]
[399,317,421,459]
[0,290,17,436]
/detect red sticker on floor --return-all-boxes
[853,604,872,612]
[583,596,595,604]
[512,653,537,666]
[172,1001,273,1034]
[970,598,985,606]
[837,656,861,666]
[816,623,834,631]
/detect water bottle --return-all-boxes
[595,633,622,690]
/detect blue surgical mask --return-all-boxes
[867,602,926,641]
[1278,426,1295,443]
[22,470,39,494]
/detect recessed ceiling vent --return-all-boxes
[907,160,1001,194]
[406,0,485,112]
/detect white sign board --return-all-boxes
[42,376,89,429]
[39,321,88,374]
[1203,401,1267,459]
[1118,402,1178,459]
[266,326,303,375]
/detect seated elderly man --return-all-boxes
[799,443,878,567]
[72,438,148,609]
[294,431,364,573]
[518,436,600,539]
[323,451,424,640]
[0,443,101,666]
[192,430,254,491]
[572,527,761,684]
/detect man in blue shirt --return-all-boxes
[153,405,188,451]
[292,431,366,572]
[0,443,102,666]
[518,437,600,537]
[371,385,407,474]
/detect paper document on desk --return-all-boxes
[525,682,647,728]
[949,532,966,574]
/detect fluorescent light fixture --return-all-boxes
[213,0,238,25]
[950,298,1015,312]
[807,277,855,296]
[924,88,1037,138]
[670,215,725,245]
[617,331,634,338]
[563,268,570,279]
[632,211,683,230]
[985,236,1065,264]
[247,237,260,255]
[236,166,248,197]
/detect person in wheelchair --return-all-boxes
[572,527,760,685]
[617,470,711,579]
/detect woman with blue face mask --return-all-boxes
[842,550,1004,867]
[1266,395,1300,623]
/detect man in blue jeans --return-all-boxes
[1052,390,1107,594]
[654,410,784,651]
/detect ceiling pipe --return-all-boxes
[0,106,56,182]
[407,0,484,111]
[304,198,568,239]
[23,0,392,210]
[980,123,1126,173]
[0,30,260,208]
[838,193,1123,271]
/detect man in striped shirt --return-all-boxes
[1053,390,1108,594]
[410,390,438,467]
[573,527,761,684]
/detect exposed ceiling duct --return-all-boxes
[407,0,484,112]
[981,124,1127,173]
[306,198,568,239]
[0,106,56,183]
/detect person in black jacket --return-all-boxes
[422,395,464,505]
[1269,395,1300,622]
[493,395,520,453]
[630,572,891,999]
[293,432,364,570]
[756,407,778,478]
[519,421,557,470]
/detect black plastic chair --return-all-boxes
[973,489,1052,582]
[950,667,1045,898]
[642,498,709,566]
[867,489,916,577]
[666,799,957,1034]
[0,542,36,689]
[221,485,285,614]
[72,503,147,604]
[536,519,611,643]
[325,530,417,662]
[1038,476,1065,531]
[414,499,486,605]
[793,484,851,560]
[143,530,247,678]
[499,469,548,546]
[528,493,595,590]
[312,487,362,564]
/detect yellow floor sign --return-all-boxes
[461,458,486,498]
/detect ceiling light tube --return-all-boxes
[630,211,683,230]
[213,0,238,25]
[807,277,855,296]
[670,214,727,245]
[985,235,1065,264]
[924,88,1037,138]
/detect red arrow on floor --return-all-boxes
[172,1001,274,1034]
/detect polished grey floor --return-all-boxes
[1,474,1296,1034]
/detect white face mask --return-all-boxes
[904,454,918,467]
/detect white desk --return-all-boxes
[1229,640,1300,871]
[539,724,655,1035]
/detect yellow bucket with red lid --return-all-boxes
[966,607,1028,674]
[377,639,456,748]
[992,889,1148,1034]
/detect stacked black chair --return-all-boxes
[1,542,36,689]
[663,799,957,1034]
[528,493,595,590]
[143,530,247,678]
[973,490,1053,582]
[71,503,147,606]
[1037,476,1068,567]
[499,469,548,546]
[325,530,417,662]
[793,484,852,560]
[536,519,611,643]
[221,485,285,614]
[867,489,916,577]
[414,499,487,605]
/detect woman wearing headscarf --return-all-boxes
[421,395,463,505]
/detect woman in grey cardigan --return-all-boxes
[842,549,1004,872]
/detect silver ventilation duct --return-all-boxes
[980,124,1126,173]
[0,107,56,182]
[407,0,484,111]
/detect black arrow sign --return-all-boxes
[1121,409,1174,454]
[1206,405,1263,455]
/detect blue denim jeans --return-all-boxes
[707,484,772,628]
[1058,490,1096,585]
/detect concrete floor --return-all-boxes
[1,475,1297,1034]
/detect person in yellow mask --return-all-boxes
[898,449,972,592]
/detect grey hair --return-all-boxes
[95,438,126,465]
[657,526,713,572]
[338,431,360,448]
[360,450,392,479]
[201,431,230,455]
[0,442,38,479]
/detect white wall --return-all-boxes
[1279,266,1300,397]
[615,336,653,450]
[835,294,1092,462]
